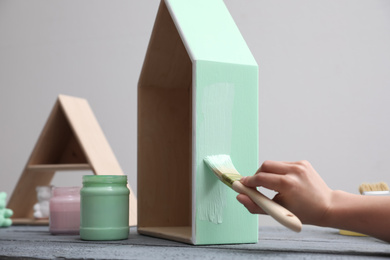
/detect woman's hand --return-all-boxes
[237,160,390,242]
[237,160,333,226]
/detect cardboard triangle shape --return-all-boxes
[7,94,137,226]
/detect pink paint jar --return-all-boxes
[49,186,81,235]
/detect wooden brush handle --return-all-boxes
[232,181,302,232]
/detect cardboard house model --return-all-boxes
[7,95,137,226]
[138,0,259,244]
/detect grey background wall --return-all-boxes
[1,0,389,226]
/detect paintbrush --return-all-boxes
[359,182,390,196]
[204,154,302,232]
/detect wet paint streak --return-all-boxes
[198,82,234,224]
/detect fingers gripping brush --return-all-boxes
[204,154,302,232]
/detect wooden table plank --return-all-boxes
[0,226,389,259]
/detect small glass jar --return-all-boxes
[49,186,81,235]
[80,175,130,240]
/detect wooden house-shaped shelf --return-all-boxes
[138,0,259,244]
[7,95,137,226]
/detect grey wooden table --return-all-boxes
[1,225,389,259]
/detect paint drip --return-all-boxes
[197,181,226,224]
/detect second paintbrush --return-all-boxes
[204,154,302,232]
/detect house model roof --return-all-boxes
[166,0,257,65]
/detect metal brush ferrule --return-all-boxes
[221,173,242,188]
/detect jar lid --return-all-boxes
[82,175,127,184]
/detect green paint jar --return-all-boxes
[80,175,129,240]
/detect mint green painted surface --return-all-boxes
[165,0,259,244]
[166,0,257,66]
[80,175,129,241]
[195,61,258,245]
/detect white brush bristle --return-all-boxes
[204,154,239,175]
